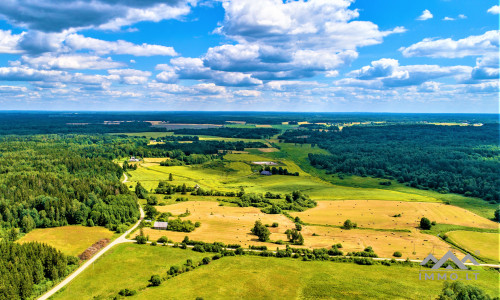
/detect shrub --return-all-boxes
[202,257,212,265]
[272,222,279,227]
[495,208,500,222]
[157,236,169,244]
[420,217,432,230]
[135,235,147,245]
[342,219,357,229]
[149,275,161,286]
[195,222,201,228]
[393,251,402,257]
[118,289,137,296]
[151,241,157,246]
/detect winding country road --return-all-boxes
[39,173,144,300]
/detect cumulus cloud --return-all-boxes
[0,30,24,54]
[417,9,433,21]
[0,0,194,32]
[108,69,152,84]
[470,53,499,80]
[443,17,455,21]
[465,81,499,93]
[400,30,500,58]
[346,58,472,88]
[65,34,178,56]
[487,5,500,14]
[202,0,404,80]
[21,54,124,70]
[155,57,263,86]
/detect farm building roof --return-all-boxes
[153,221,168,228]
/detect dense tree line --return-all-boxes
[0,135,140,238]
[220,191,316,212]
[260,166,299,176]
[172,127,280,139]
[280,124,500,202]
[151,140,267,155]
[0,241,78,299]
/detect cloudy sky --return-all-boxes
[0,0,498,112]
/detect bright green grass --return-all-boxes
[446,230,500,263]
[136,255,497,299]
[52,244,208,300]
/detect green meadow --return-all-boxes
[53,245,500,300]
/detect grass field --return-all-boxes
[53,245,500,299]
[446,231,500,262]
[291,200,498,230]
[18,226,115,256]
[52,244,208,300]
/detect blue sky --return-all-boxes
[0,0,498,112]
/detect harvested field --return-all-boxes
[139,201,297,249]
[257,148,279,152]
[252,161,278,165]
[292,200,498,230]
[18,226,114,256]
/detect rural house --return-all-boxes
[153,221,168,230]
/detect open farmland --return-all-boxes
[291,200,498,230]
[18,225,115,256]
[54,246,500,300]
[51,244,208,300]
[139,201,462,259]
[446,231,500,262]
[140,201,296,249]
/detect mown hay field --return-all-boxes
[291,200,498,230]
[140,201,461,259]
[18,225,115,256]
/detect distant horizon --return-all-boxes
[0,0,498,112]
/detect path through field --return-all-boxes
[38,172,144,300]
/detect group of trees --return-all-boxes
[0,241,78,299]
[172,127,280,139]
[251,221,271,242]
[225,191,316,213]
[260,166,299,176]
[280,124,500,202]
[0,135,140,238]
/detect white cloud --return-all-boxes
[108,69,152,85]
[234,90,261,97]
[0,30,24,54]
[458,14,467,19]
[0,0,195,32]
[0,85,27,93]
[346,58,472,88]
[417,9,433,21]
[465,81,498,93]
[442,17,454,21]
[400,30,500,58]
[487,5,500,14]
[65,34,178,56]
[21,54,124,70]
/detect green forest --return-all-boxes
[279,124,500,202]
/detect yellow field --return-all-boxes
[18,226,115,256]
[299,226,462,260]
[292,200,498,230]
[140,201,296,249]
[447,231,500,262]
[138,201,460,259]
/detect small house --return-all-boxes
[153,221,168,230]
[129,156,140,162]
[260,170,272,176]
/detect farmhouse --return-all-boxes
[153,221,168,230]
[260,170,272,176]
[129,156,140,162]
